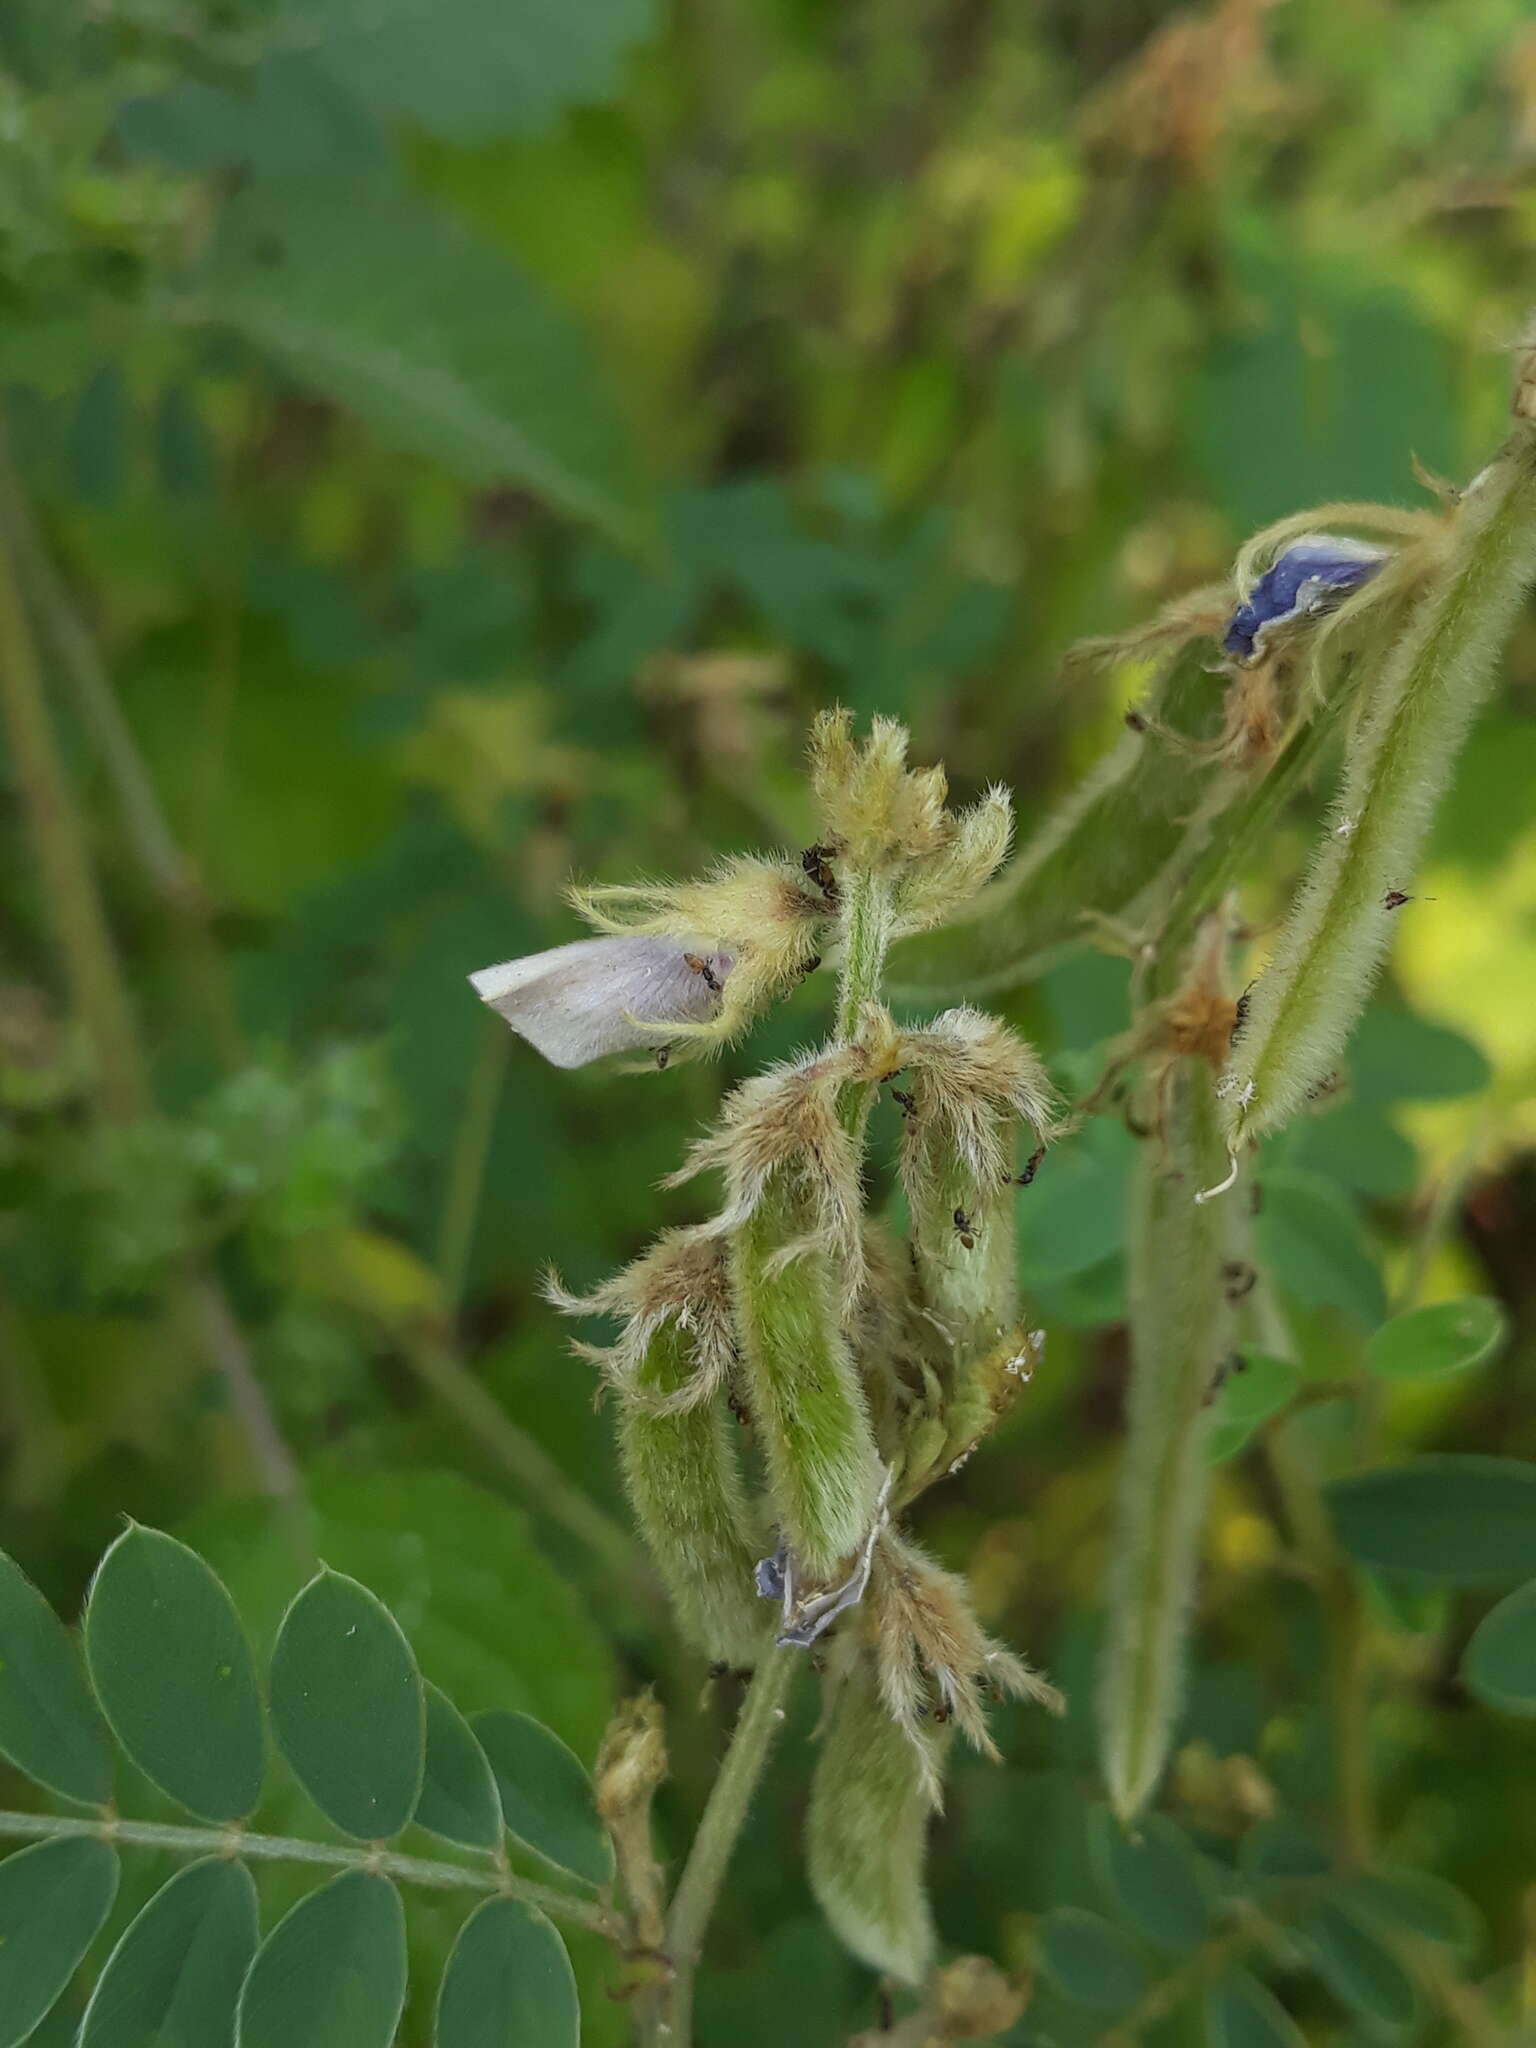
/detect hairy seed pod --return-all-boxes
[899,1010,1055,1368]
[618,1322,765,1667]
[1099,1057,1235,1824]
[731,1177,883,1580]
[807,1656,940,1983]
[1222,426,1536,1143]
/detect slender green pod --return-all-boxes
[807,1656,939,1983]
[1099,1056,1235,1824]
[731,1176,883,1580]
[618,1323,765,1668]
[1223,425,1536,1143]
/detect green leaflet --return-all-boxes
[1098,1058,1234,1823]
[1327,1455,1536,1584]
[1364,1296,1506,1382]
[806,1661,936,1985]
[83,1527,264,1825]
[0,1837,119,2048]
[194,180,653,550]
[0,1551,113,1806]
[414,1683,503,1852]
[235,1870,407,2048]
[78,1856,257,2048]
[269,1569,426,1841]
[434,1896,579,2048]
[1463,1577,1536,1715]
[472,1710,613,1887]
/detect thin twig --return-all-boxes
[184,1273,302,1504]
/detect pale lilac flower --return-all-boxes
[469,936,732,1068]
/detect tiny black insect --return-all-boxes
[1231,979,1256,1044]
[1124,707,1148,734]
[683,951,722,993]
[1203,1352,1248,1406]
[891,1086,916,1119]
[1222,1260,1257,1304]
[655,1044,671,1070]
[1012,1143,1047,1188]
[952,1207,976,1250]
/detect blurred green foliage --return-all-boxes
[3,0,1536,2040]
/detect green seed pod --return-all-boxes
[619,1321,765,1668]
[1223,426,1536,1144]
[899,1009,1054,1371]
[548,1231,764,1666]
[731,1176,883,1580]
[1099,1056,1235,1824]
[807,1656,940,1984]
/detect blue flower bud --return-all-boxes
[1222,536,1389,661]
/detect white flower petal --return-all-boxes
[469,935,731,1068]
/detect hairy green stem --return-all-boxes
[1226,427,1536,1141]
[657,1649,799,2044]
[0,1807,607,1930]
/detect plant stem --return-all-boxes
[184,1272,301,1504]
[656,1647,799,2044]
[0,1807,607,1930]
[435,1018,508,1309]
[0,490,147,1121]
[1266,1419,1374,1868]
[0,428,244,1067]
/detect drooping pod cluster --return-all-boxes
[529,718,1064,1978]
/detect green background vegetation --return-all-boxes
[3,0,1536,2039]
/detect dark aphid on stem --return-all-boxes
[655,1044,671,1070]
[890,1086,916,1119]
[952,1207,976,1249]
[1383,888,1434,911]
[1124,707,1148,733]
[1230,981,1256,1045]
[1011,1143,1047,1189]
[1202,1351,1248,1406]
[1223,1260,1257,1303]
